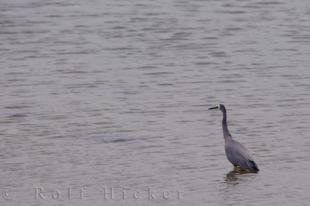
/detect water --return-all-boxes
[1,0,310,205]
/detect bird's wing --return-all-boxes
[225,140,254,167]
[233,140,254,160]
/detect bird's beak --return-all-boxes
[208,106,218,110]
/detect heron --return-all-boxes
[209,104,259,173]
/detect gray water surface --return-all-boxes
[1,0,310,205]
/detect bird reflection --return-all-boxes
[225,166,252,183]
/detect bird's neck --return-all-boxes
[222,108,232,140]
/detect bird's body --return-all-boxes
[209,104,259,173]
[225,139,259,172]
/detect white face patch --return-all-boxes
[217,104,221,110]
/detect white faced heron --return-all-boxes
[209,104,259,173]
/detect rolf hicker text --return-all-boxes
[32,186,182,201]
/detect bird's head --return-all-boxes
[208,104,226,111]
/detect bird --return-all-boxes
[208,104,259,173]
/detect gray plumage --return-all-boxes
[209,104,259,173]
